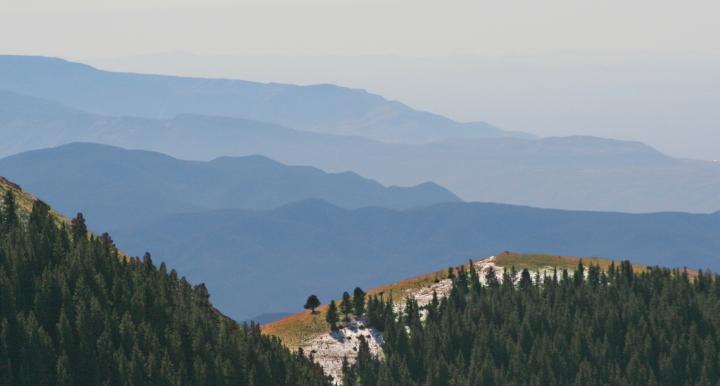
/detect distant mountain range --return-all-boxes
[2,87,720,213]
[0,143,459,229]
[110,199,720,320]
[0,55,531,143]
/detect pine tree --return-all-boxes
[519,268,532,289]
[0,190,17,231]
[484,266,499,287]
[340,292,353,321]
[352,287,366,316]
[70,212,87,242]
[304,294,321,314]
[326,300,339,330]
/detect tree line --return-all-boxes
[304,287,367,331]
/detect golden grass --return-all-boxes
[494,251,648,273]
[0,176,132,261]
[1,177,38,217]
[263,258,497,347]
[261,309,331,349]
[262,266,457,348]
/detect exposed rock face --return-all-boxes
[305,318,384,383]
[396,256,502,311]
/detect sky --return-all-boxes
[1,0,719,159]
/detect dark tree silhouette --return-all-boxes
[484,266,499,287]
[352,287,366,316]
[519,268,533,288]
[326,300,339,330]
[70,212,87,242]
[340,291,353,321]
[304,294,321,314]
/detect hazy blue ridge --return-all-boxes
[110,199,720,321]
[0,142,460,230]
[0,55,530,143]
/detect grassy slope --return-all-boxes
[0,176,68,225]
[263,251,665,349]
[263,266,455,348]
[0,175,243,323]
[493,251,648,273]
[1,176,139,261]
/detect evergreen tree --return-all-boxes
[352,287,366,316]
[304,294,321,314]
[340,292,353,321]
[519,268,533,289]
[0,190,18,232]
[70,212,87,242]
[326,300,339,330]
[484,266,499,287]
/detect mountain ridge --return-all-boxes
[2,62,720,213]
[108,198,720,321]
[0,55,530,143]
[0,142,460,230]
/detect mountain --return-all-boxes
[0,177,331,385]
[109,199,720,321]
[0,143,459,230]
[2,89,720,213]
[0,55,531,143]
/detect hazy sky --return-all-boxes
[3,0,719,58]
[2,0,719,159]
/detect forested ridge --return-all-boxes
[0,189,331,385]
[347,262,720,386]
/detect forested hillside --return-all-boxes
[346,262,720,385]
[0,182,330,385]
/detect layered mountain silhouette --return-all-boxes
[109,199,720,320]
[0,55,530,143]
[1,87,720,213]
[0,143,459,229]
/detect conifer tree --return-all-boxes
[352,287,366,316]
[326,300,339,330]
[70,212,87,242]
[519,268,533,289]
[484,266,499,287]
[304,294,321,314]
[0,190,17,231]
[340,292,353,321]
